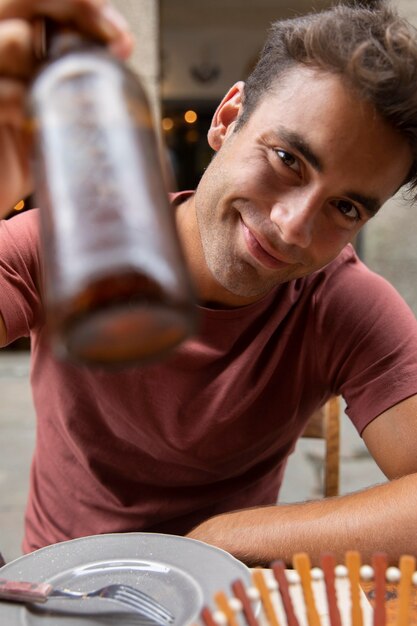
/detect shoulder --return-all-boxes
[0,209,42,295]
[308,247,417,433]
[310,244,380,290]
[0,208,40,248]
[0,209,44,340]
[310,244,412,320]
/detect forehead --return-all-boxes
[252,66,378,132]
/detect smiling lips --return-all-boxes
[241,219,293,270]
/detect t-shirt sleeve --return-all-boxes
[0,209,44,344]
[313,248,417,434]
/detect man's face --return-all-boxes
[192,67,413,305]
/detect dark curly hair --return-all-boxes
[236,2,417,200]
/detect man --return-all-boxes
[1,0,417,566]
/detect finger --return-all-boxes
[0,0,107,23]
[0,20,35,78]
[0,78,26,126]
[0,0,134,58]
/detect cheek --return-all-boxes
[240,155,275,188]
[312,228,355,265]
[310,218,357,261]
[218,146,269,189]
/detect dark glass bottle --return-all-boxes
[28,31,196,366]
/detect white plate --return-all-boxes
[0,532,251,625]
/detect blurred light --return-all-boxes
[162,117,174,131]
[14,200,25,211]
[184,110,198,124]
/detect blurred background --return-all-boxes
[1,0,416,561]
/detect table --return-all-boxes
[255,570,417,625]
[362,581,417,625]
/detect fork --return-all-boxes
[0,578,174,624]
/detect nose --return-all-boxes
[269,191,318,248]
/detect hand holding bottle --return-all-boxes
[0,0,133,217]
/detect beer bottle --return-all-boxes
[29,28,196,366]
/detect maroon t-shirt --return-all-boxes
[1,205,417,553]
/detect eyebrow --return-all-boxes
[344,191,380,217]
[277,127,381,217]
[277,127,323,172]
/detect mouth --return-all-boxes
[241,219,294,270]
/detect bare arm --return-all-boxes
[187,395,417,566]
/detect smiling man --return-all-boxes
[178,69,412,303]
[1,0,417,566]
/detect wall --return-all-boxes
[111,0,161,121]
[160,0,331,101]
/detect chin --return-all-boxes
[212,268,278,299]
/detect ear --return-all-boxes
[207,81,245,151]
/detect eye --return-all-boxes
[274,149,300,173]
[334,199,361,222]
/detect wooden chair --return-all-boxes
[302,396,341,497]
